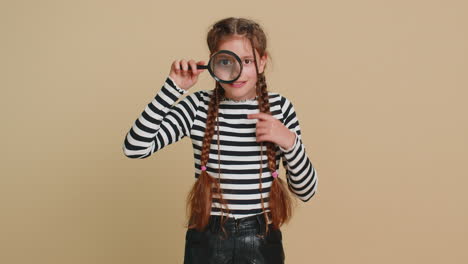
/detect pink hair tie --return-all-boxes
[201,165,207,171]
[272,171,278,178]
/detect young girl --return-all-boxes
[123,17,318,264]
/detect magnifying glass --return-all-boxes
[190,50,243,84]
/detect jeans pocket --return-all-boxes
[259,230,285,264]
[187,228,206,247]
[265,228,283,245]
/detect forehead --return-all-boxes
[217,35,257,58]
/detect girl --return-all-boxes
[123,17,318,264]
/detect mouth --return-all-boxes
[230,81,247,88]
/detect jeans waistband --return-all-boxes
[208,212,272,234]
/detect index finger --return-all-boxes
[247,113,273,120]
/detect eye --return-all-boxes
[221,59,231,65]
[244,59,252,64]
[217,58,233,66]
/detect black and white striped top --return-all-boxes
[123,76,318,220]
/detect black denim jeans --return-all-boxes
[183,213,285,264]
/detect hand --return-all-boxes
[169,59,206,91]
[247,113,296,150]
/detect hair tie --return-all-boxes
[201,165,207,171]
[272,171,278,178]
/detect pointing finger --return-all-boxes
[247,113,272,120]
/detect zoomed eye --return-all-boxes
[219,59,233,66]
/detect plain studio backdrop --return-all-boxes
[1,0,467,263]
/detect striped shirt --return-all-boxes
[123,76,318,220]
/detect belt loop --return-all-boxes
[256,214,266,237]
[209,215,217,233]
[216,216,221,233]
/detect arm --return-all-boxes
[279,96,318,202]
[122,76,200,159]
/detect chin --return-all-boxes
[220,83,255,99]
[228,89,249,98]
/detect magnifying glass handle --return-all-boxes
[195,65,208,70]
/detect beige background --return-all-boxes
[2,0,467,263]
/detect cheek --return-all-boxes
[244,67,258,79]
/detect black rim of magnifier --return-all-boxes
[196,50,243,84]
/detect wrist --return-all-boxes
[167,75,188,94]
[281,131,296,151]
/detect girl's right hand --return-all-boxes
[169,59,206,91]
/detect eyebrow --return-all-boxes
[241,56,254,59]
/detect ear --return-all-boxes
[258,52,268,74]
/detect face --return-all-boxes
[215,35,267,101]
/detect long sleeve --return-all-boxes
[278,96,318,202]
[122,76,200,159]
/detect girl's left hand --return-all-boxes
[247,113,296,150]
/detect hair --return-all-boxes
[185,17,296,238]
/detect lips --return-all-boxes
[230,81,246,88]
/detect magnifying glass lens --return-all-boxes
[192,50,243,83]
[210,53,241,83]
